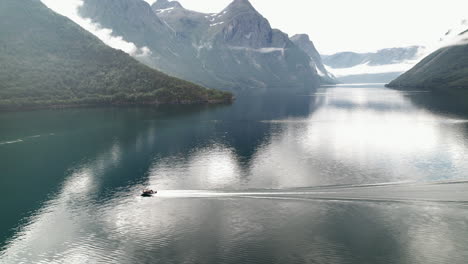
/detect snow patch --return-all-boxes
[259,48,285,55]
[155,7,175,14]
[217,10,228,18]
[315,65,326,77]
[229,47,286,56]
[210,22,225,27]
[206,11,228,22]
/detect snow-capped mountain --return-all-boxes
[74,0,322,90]
[322,46,424,83]
[151,0,321,89]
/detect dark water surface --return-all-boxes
[1,84,468,263]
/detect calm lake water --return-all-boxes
[1,84,468,263]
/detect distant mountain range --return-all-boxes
[322,46,423,83]
[387,22,468,92]
[76,0,333,90]
[0,0,232,110]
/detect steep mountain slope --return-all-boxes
[77,0,203,79]
[79,0,320,90]
[290,34,337,84]
[0,0,232,109]
[322,47,422,83]
[386,43,468,91]
[387,23,468,92]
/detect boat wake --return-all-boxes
[0,139,24,146]
[0,133,55,146]
[153,180,468,204]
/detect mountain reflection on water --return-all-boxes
[1,84,468,263]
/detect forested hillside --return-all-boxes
[0,0,232,110]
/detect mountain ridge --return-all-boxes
[77,0,322,90]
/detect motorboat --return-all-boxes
[141,189,156,197]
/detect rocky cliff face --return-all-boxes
[211,0,274,48]
[291,34,337,84]
[79,0,321,90]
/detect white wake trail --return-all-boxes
[150,181,468,203]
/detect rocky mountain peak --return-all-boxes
[209,0,275,48]
[153,0,183,10]
[291,33,337,84]
[291,34,319,54]
[224,0,257,13]
[79,0,322,89]
[291,34,311,43]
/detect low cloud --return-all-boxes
[41,0,152,57]
[421,19,468,56]
[439,19,468,47]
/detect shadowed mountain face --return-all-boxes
[0,0,232,109]
[79,0,321,90]
[290,34,337,84]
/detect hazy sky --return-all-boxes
[146,0,467,54]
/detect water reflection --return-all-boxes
[137,85,468,191]
[249,86,468,187]
[149,145,243,189]
[3,187,468,263]
[2,85,468,263]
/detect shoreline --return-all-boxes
[0,98,235,113]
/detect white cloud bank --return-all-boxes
[325,61,419,77]
[41,0,152,57]
[435,19,468,48]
